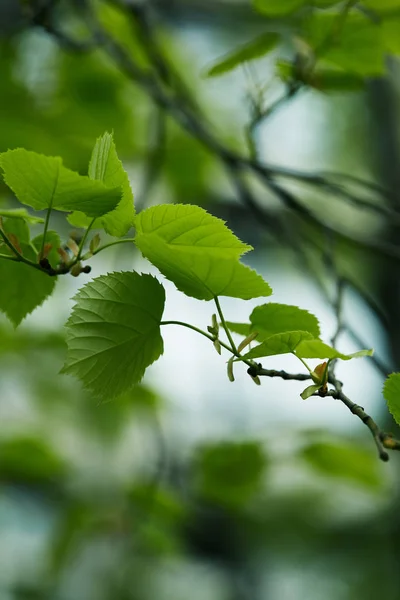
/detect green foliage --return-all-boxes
[295,339,373,360]
[0,437,66,487]
[32,231,61,269]
[195,441,267,508]
[61,272,165,399]
[135,204,272,300]
[253,0,306,16]
[207,33,279,77]
[383,373,400,426]
[0,208,44,224]
[250,303,321,341]
[68,132,135,237]
[301,440,383,490]
[306,13,385,77]
[240,331,314,360]
[0,218,56,326]
[0,149,122,217]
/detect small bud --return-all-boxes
[237,331,258,354]
[67,238,80,256]
[227,359,235,382]
[57,246,70,264]
[211,314,219,334]
[250,375,261,386]
[39,258,51,270]
[70,262,82,277]
[213,339,221,355]
[8,233,21,253]
[82,265,92,274]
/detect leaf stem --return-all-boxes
[40,207,52,257]
[160,320,233,354]
[91,238,136,257]
[0,227,43,272]
[77,217,96,261]
[214,296,238,354]
[295,355,313,374]
[0,253,19,262]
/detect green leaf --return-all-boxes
[0,245,56,326]
[295,339,373,360]
[301,440,383,489]
[195,441,267,508]
[240,331,313,360]
[0,149,122,217]
[226,322,251,336]
[207,33,279,77]
[135,204,272,301]
[250,303,320,341]
[32,231,61,269]
[382,17,400,55]
[300,384,322,400]
[68,132,135,236]
[61,272,165,399]
[1,216,30,244]
[136,204,251,256]
[383,373,400,426]
[309,67,364,92]
[364,0,400,10]
[307,13,385,76]
[253,0,306,16]
[0,208,44,224]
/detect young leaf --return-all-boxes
[136,204,251,257]
[295,339,373,360]
[135,205,272,301]
[0,245,56,326]
[61,272,165,399]
[68,132,135,236]
[383,373,400,427]
[240,331,314,361]
[250,303,320,341]
[0,149,122,217]
[0,208,44,224]
[301,384,322,400]
[207,33,279,77]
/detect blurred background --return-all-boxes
[0,0,400,598]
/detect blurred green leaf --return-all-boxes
[307,13,385,76]
[382,16,400,54]
[0,437,66,487]
[0,208,44,224]
[207,33,279,77]
[195,441,267,508]
[301,440,384,489]
[253,0,306,16]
